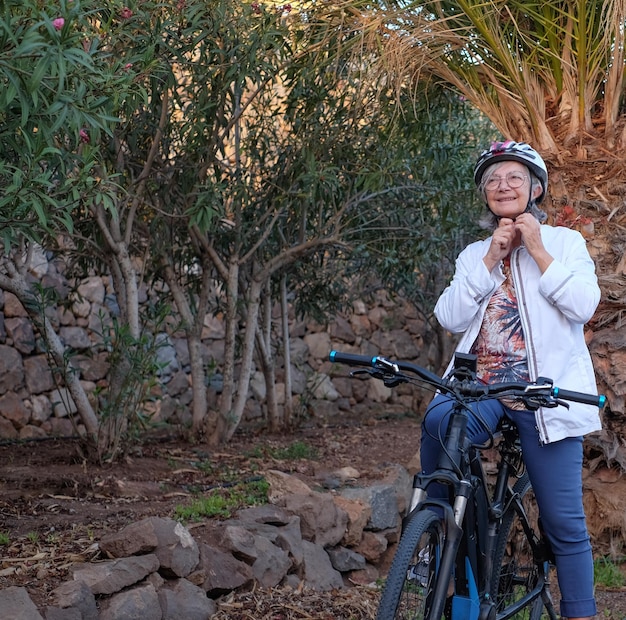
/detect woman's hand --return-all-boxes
[483,218,516,271]
[515,213,554,273]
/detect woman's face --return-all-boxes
[483,161,540,220]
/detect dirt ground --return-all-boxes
[1,410,626,618]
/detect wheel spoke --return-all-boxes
[377,509,449,619]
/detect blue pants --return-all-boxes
[422,395,596,618]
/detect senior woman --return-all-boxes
[421,141,602,619]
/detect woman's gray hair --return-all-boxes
[477,162,547,231]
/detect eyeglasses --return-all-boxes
[484,171,529,191]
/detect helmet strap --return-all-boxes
[488,193,535,222]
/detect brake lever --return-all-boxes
[371,368,405,387]
[350,369,374,378]
[349,367,405,387]
[521,397,542,411]
[521,396,570,411]
[382,375,404,388]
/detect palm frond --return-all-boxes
[324,0,626,148]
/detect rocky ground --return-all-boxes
[1,409,626,618]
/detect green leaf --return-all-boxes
[27,55,50,94]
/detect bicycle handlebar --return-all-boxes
[329,350,606,409]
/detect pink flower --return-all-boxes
[120,7,133,19]
[52,17,65,30]
[251,2,261,12]
[79,129,90,144]
[123,62,133,72]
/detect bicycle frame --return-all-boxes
[406,408,557,620]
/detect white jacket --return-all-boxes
[435,224,602,444]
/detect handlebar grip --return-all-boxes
[329,350,377,367]
[552,387,606,409]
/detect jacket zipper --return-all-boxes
[509,249,549,444]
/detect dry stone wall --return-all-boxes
[0,464,415,618]
[0,258,443,440]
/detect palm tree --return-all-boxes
[357,0,625,151]
[325,0,626,467]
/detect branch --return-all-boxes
[190,225,229,282]
[239,208,284,265]
[259,235,346,281]
[125,88,170,245]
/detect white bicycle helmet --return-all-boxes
[474,141,548,204]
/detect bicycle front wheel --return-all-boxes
[490,473,545,620]
[376,508,447,620]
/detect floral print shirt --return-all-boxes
[471,257,530,408]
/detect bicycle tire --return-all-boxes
[376,508,447,620]
[490,473,545,620]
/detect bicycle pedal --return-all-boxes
[407,561,430,587]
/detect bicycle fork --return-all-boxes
[408,479,473,620]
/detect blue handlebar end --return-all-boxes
[599,394,607,409]
[328,351,380,367]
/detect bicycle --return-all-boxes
[328,350,606,620]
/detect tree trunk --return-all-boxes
[218,259,239,414]
[220,278,263,442]
[93,202,141,340]
[116,244,141,340]
[161,261,209,435]
[545,155,626,469]
[188,335,208,434]
[280,274,293,430]
[0,262,99,440]
[256,280,279,432]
